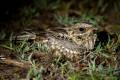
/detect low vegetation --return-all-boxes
[0,0,120,80]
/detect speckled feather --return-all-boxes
[13,22,97,60]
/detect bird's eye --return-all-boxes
[79,28,85,32]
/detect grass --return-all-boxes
[0,7,120,79]
[55,12,104,28]
[1,25,120,80]
[27,60,44,80]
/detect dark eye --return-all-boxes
[79,28,85,32]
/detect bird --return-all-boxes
[12,22,97,60]
[40,22,97,60]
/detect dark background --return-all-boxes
[0,0,119,30]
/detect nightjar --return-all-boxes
[13,22,97,60]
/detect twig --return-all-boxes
[0,58,31,69]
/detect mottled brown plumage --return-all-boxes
[13,23,97,60]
